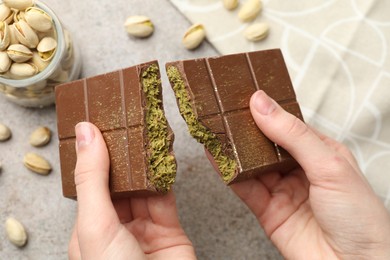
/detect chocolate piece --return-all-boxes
[166,49,303,184]
[56,61,176,199]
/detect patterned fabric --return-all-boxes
[170,0,390,210]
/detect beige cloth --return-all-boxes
[170,0,390,209]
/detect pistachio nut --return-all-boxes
[29,126,51,147]
[25,7,53,32]
[223,0,239,10]
[238,0,262,22]
[7,43,33,63]
[14,20,39,48]
[3,0,34,10]
[9,62,38,78]
[124,15,154,38]
[243,22,269,41]
[23,152,52,175]
[0,21,10,51]
[37,36,56,61]
[5,217,28,247]
[8,24,19,44]
[31,51,48,71]
[0,4,11,22]
[0,51,11,72]
[182,23,206,50]
[0,122,12,141]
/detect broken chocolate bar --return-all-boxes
[166,49,303,184]
[56,61,176,199]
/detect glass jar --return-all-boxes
[0,1,81,107]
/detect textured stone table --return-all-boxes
[0,0,281,259]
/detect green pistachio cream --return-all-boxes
[166,65,237,182]
[141,64,176,192]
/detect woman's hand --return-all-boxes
[68,122,196,260]
[230,90,390,259]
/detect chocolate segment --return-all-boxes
[56,61,176,199]
[166,49,303,184]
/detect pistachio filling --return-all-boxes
[167,66,237,182]
[141,64,176,193]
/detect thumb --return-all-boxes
[74,122,118,235]
[249,90,354,185]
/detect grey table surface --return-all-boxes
[0,0,281,259]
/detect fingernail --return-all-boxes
[252,90,276,115]
[75,122,94,148]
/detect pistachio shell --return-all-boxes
[31,51,49,71]
[0,51,11,72]
[0,4,11,22]
[0,21,10,51]
[223,0,239,10]
[243,22,269,41]
[238,0,262,22]
[14,20,39,48]
[9,62,38,78]
[0,123,12,141]
[124,15,154,38]
[5,217,28,247]
[37,37,56,61]
[7,44,33,63]
[25,7,52,32]
[23,152,52,175]
[182,23,206,50]
[3,0,34,10]
[29,126,51,147]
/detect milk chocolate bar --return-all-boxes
[166,49,303,184]
[56,61,176,199]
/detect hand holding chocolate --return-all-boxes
[56,49,303,199]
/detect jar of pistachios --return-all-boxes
[0,0,81,107]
